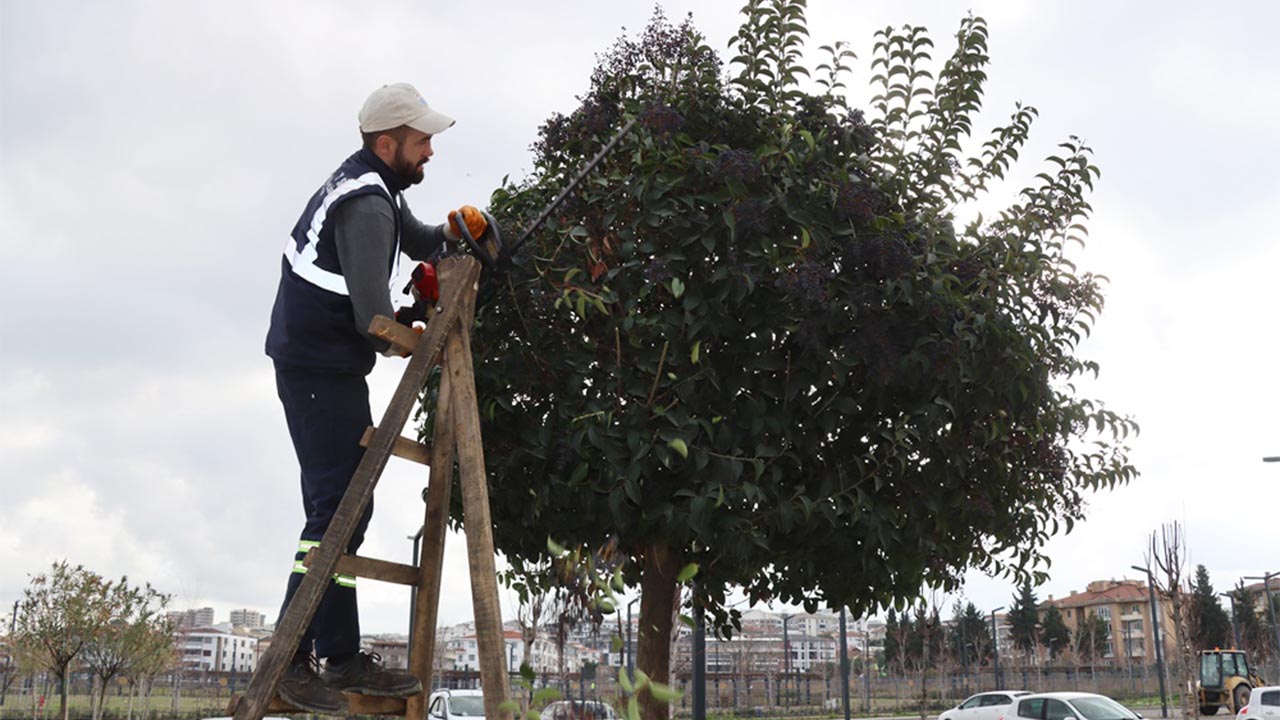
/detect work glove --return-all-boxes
[445,205,487,241]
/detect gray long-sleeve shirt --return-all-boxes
[332,194,449,351]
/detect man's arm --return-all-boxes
[399,197,449,261]
[333,196,398,352]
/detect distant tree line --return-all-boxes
[3,561,175,720]
[875,564,1277,677]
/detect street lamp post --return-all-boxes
[781,614,794,709]
[693,591,706,720]
[839,609,851,720]
[1243,572,1280,661]
[1132,564,1169,719]
[1220,592,1240,648]
[991,607,1004,689]
[407,527,424,656]
[626,598,638,678]
[1,601,16,707]
[863,619,872,713]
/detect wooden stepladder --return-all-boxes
[232,254,511,720]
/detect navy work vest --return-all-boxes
[266,149,409,375]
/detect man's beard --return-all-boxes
[392,147,425,185]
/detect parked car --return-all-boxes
[1009,692,1141,720]
[941,691,1034,720]
[1237,685,1280,720]
[540,700,620,720]
[428,688,487,720]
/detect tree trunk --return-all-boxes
[95,674,106,720]
[637,542,679,720]
[58,670,68,720]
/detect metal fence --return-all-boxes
[4,659,1278,720]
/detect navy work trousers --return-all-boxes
[273,363,375,659]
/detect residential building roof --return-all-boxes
[1041,579,1149,609]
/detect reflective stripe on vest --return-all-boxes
[282,171,395,296]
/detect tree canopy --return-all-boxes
[1075,613,1111,664]
[1189,565,1231,650]
[1008,580,1041,655]
[450,2,1136,713]
[1039,604,1071,660]
[948,601,993,668]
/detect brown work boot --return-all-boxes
[323,651,423,697]
[279,654,347,715]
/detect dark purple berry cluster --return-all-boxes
[835,180,879,223]
[642,102,685,136]
[732,198,770,237]
[843,235,913,280]
[775,261,832,310]
[716,148,761,184]
[949,256,982,284]
[644,258,672,283]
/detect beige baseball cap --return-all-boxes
[358,82,455,135]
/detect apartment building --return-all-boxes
[450,629,595,676]
[179,625,258,673]
[230,608,266,629]
[1041,578,1176,666]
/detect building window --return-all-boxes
[1095,606,1112,621]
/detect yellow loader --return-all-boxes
[1199,649,1264,715]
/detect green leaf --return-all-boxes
[499,701,520,715]
[648,681,683,703]
[533,687,562,705]
[691,341,701,365]
[676,562,700,583]
[520,662,536,684]
[670,277,685,299]
[547,537,568,558]
[618,666,634,694]
[668,438,688,459]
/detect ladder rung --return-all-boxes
[228,691,408,716]
[303,550,419,586]
[360,426,432,466]
[368,315,420,356]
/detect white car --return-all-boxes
[941,691,1033,720]
[428,688,487,720]
[539,700,620,720]
[1010,692,1141,720]
[1238,686,1280,720]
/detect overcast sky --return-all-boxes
[2,1,1278,636]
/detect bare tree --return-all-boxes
[82,578,172,720]
[120,613,177,720]
[516,587,547,674]
[1147,522,1198,720]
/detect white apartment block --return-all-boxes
[230,609,266,629]
[180,626,258,673]
[451,630,596,676]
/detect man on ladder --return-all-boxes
[264,82,488,715]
